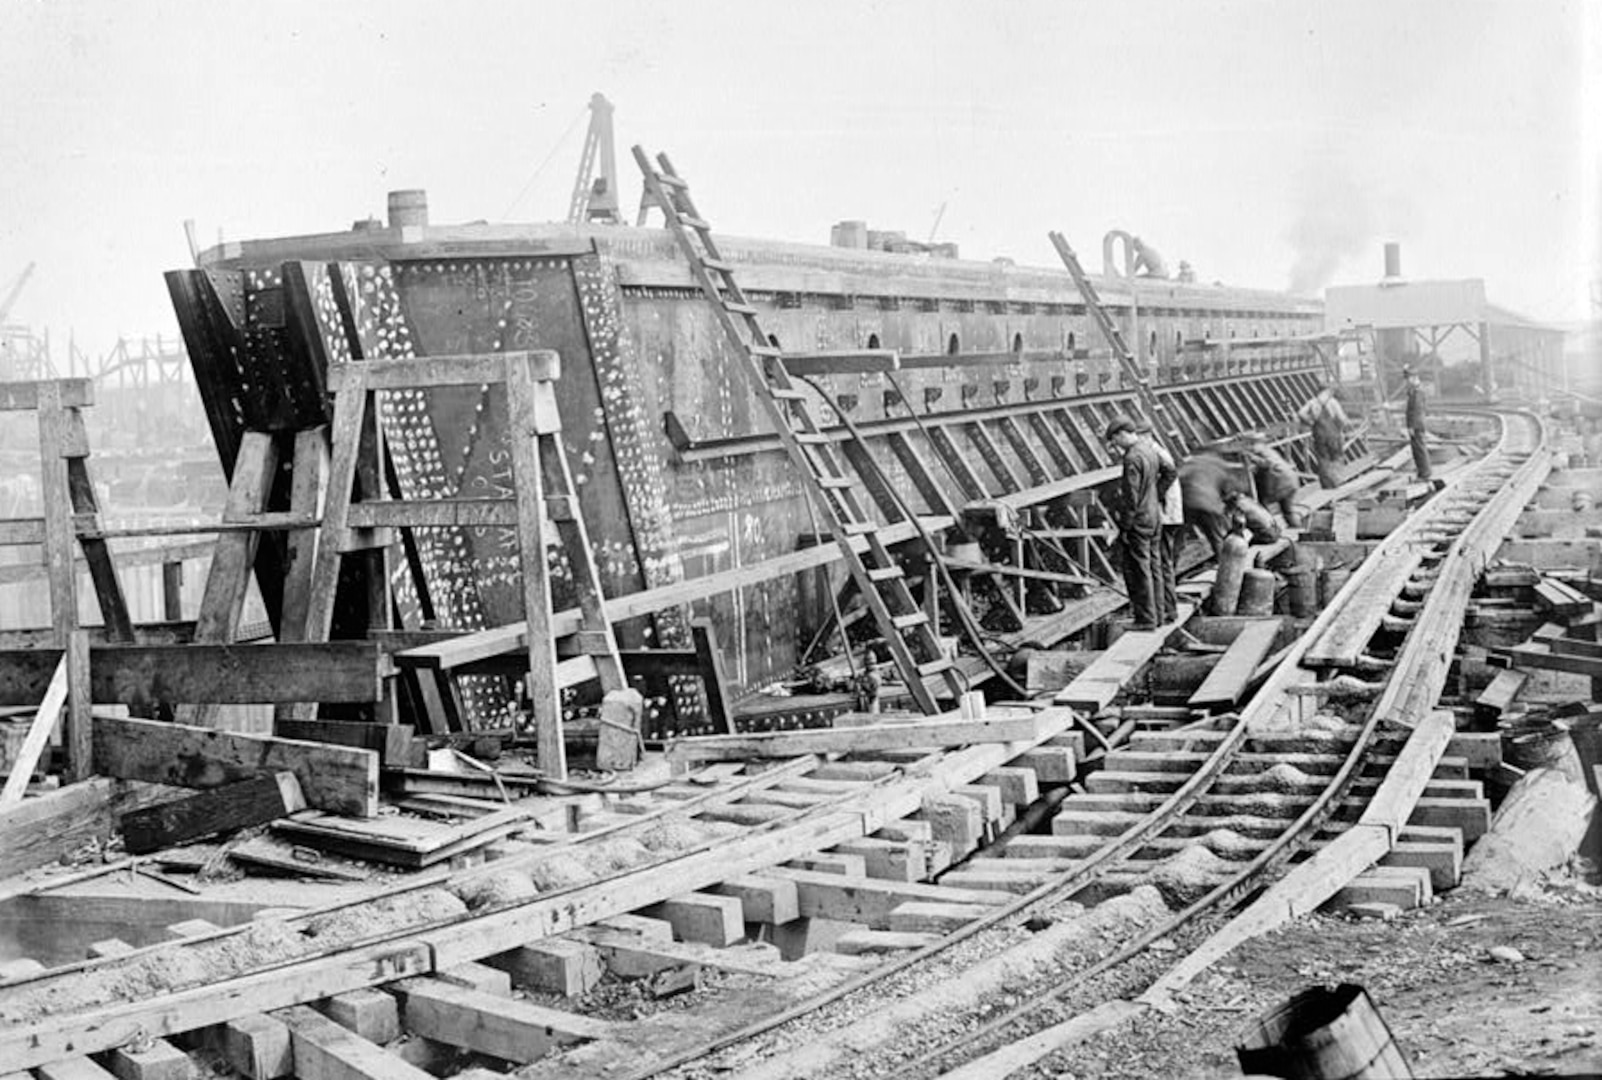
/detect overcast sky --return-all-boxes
[2,0,1597,359]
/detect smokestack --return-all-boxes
[1381,242,1402,286]
[388,190,429,229]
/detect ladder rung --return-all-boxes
[748,344,782,358]
[702,257,734,274]
[679,214,711,231]
[891,612,929,631]
[815,474,854,489]
[657,173,688,189]
[839,520,877,536]
[794,432,833,445]
[724,302,759,317]
[769,387,807,401]
[917,658,954,676]
[867,566,905,582]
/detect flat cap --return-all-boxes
[1104,416,1137,439]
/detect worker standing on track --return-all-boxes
[1137,421,1182,624]
[1296,386,1349,488]
[1104,416,1165,630]
[1404,367,1434,484]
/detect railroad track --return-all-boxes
[0,412,1548,1080]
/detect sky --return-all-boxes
[1,0,1597,361]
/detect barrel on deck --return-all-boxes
[1317,565,1351,608]
[1283,565,1317,617]
[1236,983,1412,1079]
[1237,568,1277,615]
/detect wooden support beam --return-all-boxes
[119,772,307,855]
[390,976,611,1063]
[93,715,380,817]
[0,643,387,707]
[273,719,423,768]
[276,1004,433,1080]
[484,938,604,997]
[638,892,746,946]
[1054,607,1194,711]
[666,709,1049,762]
[766,867,1007,930]
[0,378,94,411]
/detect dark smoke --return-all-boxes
[1285,162,1375,295]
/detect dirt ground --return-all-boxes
[1043,872,1602,1079]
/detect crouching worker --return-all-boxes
[1225,490,1281,545]
[1179,452,1246,555]
[1243,434,1304,528]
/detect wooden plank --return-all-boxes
[0,643,387,707]
[274,719,423,768]
[0,377,93,411]
[36,382,78,647]
[276,1004,433,1080]
[271,806,533,867]
[224,837,371,882]
[765,866,1008,929]
[1189,619,1282,709]
[93,715,380,817]
[119,772,307,855]
[1303,551,1424,667]
[1497,643,1602,677]
[63,629,93,783]
[1474,668,1528,719]
[0,654,67,804]
[390,976,611,1063]
[0,777,178,879]
[1053,605,1194,711]
[665,711,1047,762]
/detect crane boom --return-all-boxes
[0,262,36,326]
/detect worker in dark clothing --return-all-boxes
[1137,422,1183,624]
[1243,434,1304,527]
[1104,416,1165,629]
[1296,387,1349,488]
[1404,368,1433,483]
[1225,491,1281,545]
[1178,452,1248,554]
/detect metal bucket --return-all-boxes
[1318,565,1351,608]
[1237,984,1413,1079]
[1284,565,1317,618]
[1238,568,1277,615]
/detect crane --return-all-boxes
[0,262,36,327]
[567,93,623,226]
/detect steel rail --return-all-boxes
[889,410,1541,1079]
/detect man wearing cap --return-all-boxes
[1403,368,1432,482]
[1136,421,1183,624]
[1243,433,1304,528]
[1104,416,1166,629]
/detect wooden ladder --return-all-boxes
[285,349,624,780]
[633,146,962,713]
[1049,232,1181,458]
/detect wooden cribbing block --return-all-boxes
[939,868,1055,894]
[1012,746,1076,783]
[886,901,994,934]
[276,1004,434,1080]
[833,930,940,956]
[786,853,867,876]
[831,838,928,882]
[164,918,221,940]
[93,716,379,817]
[121,772,305,855]
[486,938,604,997]
[874,820,933,842]
[1382,840,1463,892]
[391,977,612,1063]
[101,1037,194,1080]
[1474,668,1528,720]
[768,867,1007,930]
[978,767,1039,808]
[639,892,745,946]
[710,875,800,924]
[316,987,400,1044]
[214,1013,293,1079]
[915,792,984,856]
[570,926,779,978]
[1407,797,1491,841]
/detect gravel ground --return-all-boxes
[1024,878,1602,1079]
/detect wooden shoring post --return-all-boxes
[175,431,280,727]
[275,427,331,722]
[63,629,92,783]
[34,381,77,646]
